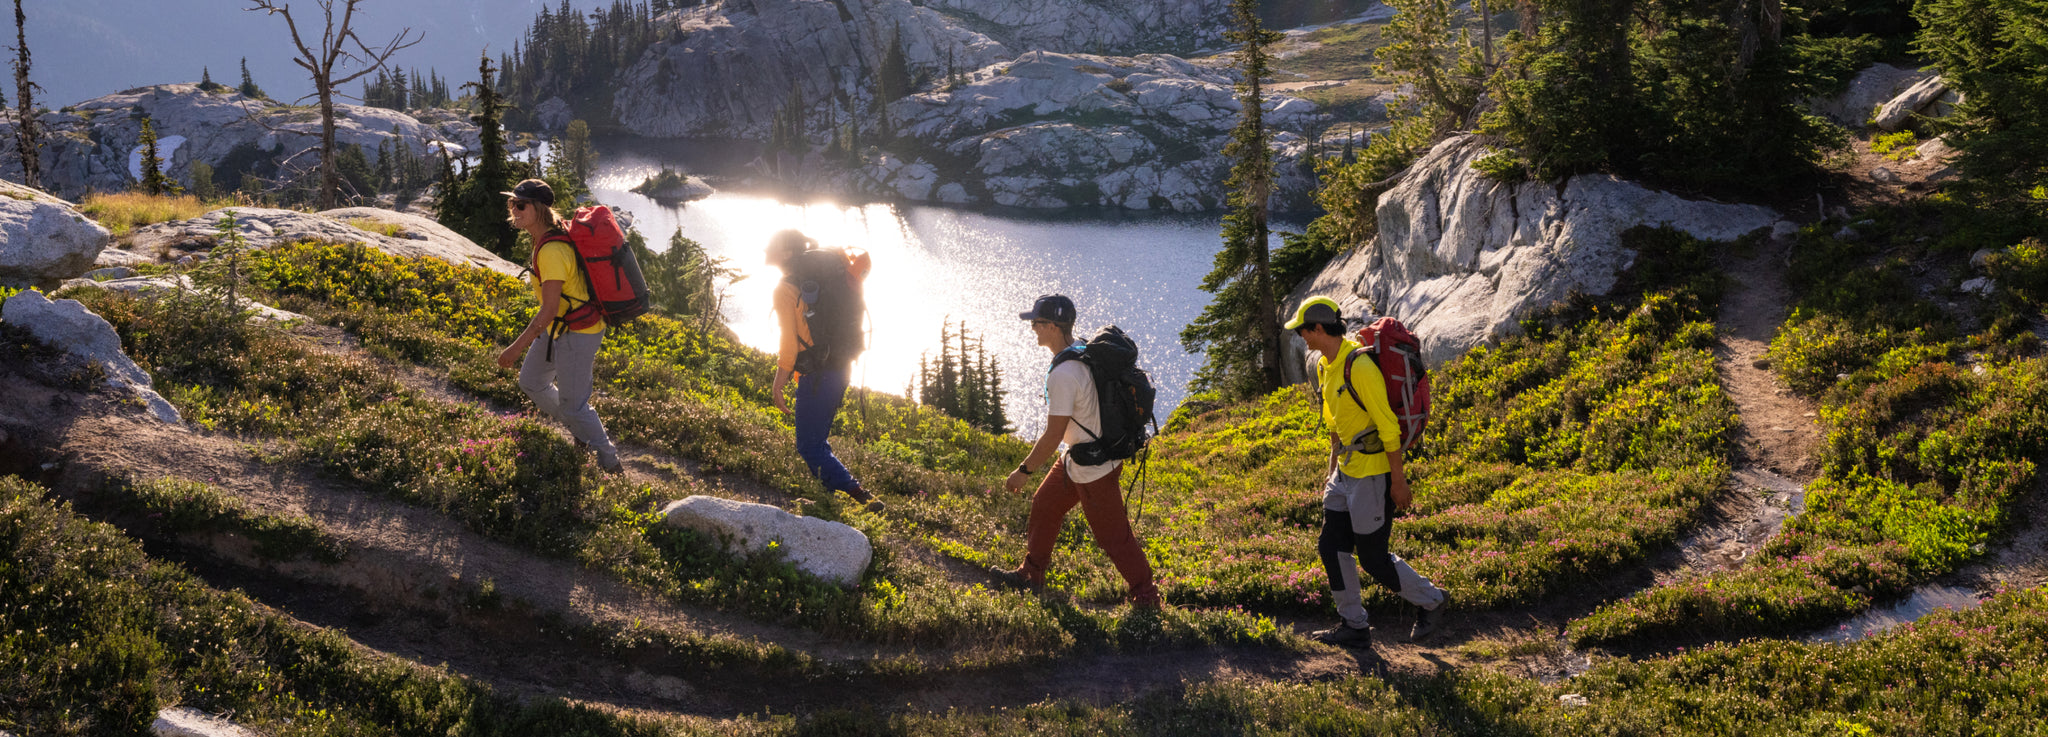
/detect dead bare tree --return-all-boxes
[245,0,420,208]
[13,0,39,189]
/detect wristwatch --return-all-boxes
[1015,462,1032,475]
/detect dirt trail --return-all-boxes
[0,261,1872,717]
[1657,239,1826,578]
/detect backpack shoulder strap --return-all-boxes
[1047,348,1102,442]
[1340,347,1371,414]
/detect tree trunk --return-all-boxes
[13,0,38,189]
[318,78,339,208]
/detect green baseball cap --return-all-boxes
[1284,296,1343,330]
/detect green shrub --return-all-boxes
[121,477,345,563]
[1988,238,2048,305]
[1870,130,1919,160]
[1577,216,2048,647]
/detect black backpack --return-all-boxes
[783,247,867,374]
[1049,325,1157,466]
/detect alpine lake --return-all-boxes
[579,138,1307,436]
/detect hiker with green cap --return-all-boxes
[1286,296,1449,646]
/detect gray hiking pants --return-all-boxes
[519,330,617,457]
[1321,471,1444,629]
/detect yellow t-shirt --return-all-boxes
[532,238,603,335]
[1318,337,1402,478]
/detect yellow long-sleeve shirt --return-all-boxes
[1318,337,1402,478]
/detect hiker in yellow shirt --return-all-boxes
[495,178,621,473]
[1287,296,1448,646]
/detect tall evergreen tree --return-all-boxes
[1916,0,2048,218]
[136,116,178,196]
[1181,0,1286,398]
[438,54,519,258]
[12,0,38,189]
[238,57,264,99]
[560,119,595,186]
[914,319,1010,434]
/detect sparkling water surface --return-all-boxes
[583,141,1304,436]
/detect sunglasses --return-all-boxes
[1029,319,1054,327]
[508,200,531,212]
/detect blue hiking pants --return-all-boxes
[794,368,859,493]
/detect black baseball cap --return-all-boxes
[1019,294,1076,324]
[501,178,555,206]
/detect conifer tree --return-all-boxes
[438,54,519,257]
[136,116,179,196]
[1181,0,1285,398]
[914,319,1010,434]
[12,0,38,189]
[190,161,218,200]
[560,119,595,186]
[238,57,264,99]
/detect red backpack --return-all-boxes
[1340,317,1432,454]
[535,205,650,334]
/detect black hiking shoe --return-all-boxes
[843,485,885,513]
[1313,622,1372,648]
[993,567,1043,593]
[1410,590,1451,641]
[597,451,624,475]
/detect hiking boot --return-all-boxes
[1313,622,1372,648]
[843,485,885,513]
[1410,590,1451,641]
[597,450,624,474]
[993,567,1043,593]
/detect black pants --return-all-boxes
[1318,491,1402,594]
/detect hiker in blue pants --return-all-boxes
[766,230,883,512]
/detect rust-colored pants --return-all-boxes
[1018,459,1160,606]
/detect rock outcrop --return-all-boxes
[152,707,261,737]
[124,207,522,278]
[0,180,112,289]
[927,0,1229,54]
[612,0,1325,212]
[1285,135,1782,374]
[848,51,1322,211]
[614,0,1010,140]
[1874,76,1952,132]
[60,275,305,323]
[1808,63,1934,127]
[0,85,476,201]
[659,495,872,587]
[1,289,180,424]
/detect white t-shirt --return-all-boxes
[1046,351,1120,484]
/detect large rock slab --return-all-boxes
[659,495,871,587]
[615,0,1010,140]
[1285,135,1782,374]
[1874,76,1950,132]
[1807,63,1934,127]
[852,50,1323,211]
[153,707,261,737]
[0,84,477,202]
[61,274,305,323]
[928,0,1229,54]
[0,180,112,289]
[1,289,180,424]
[125,207,521,278]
